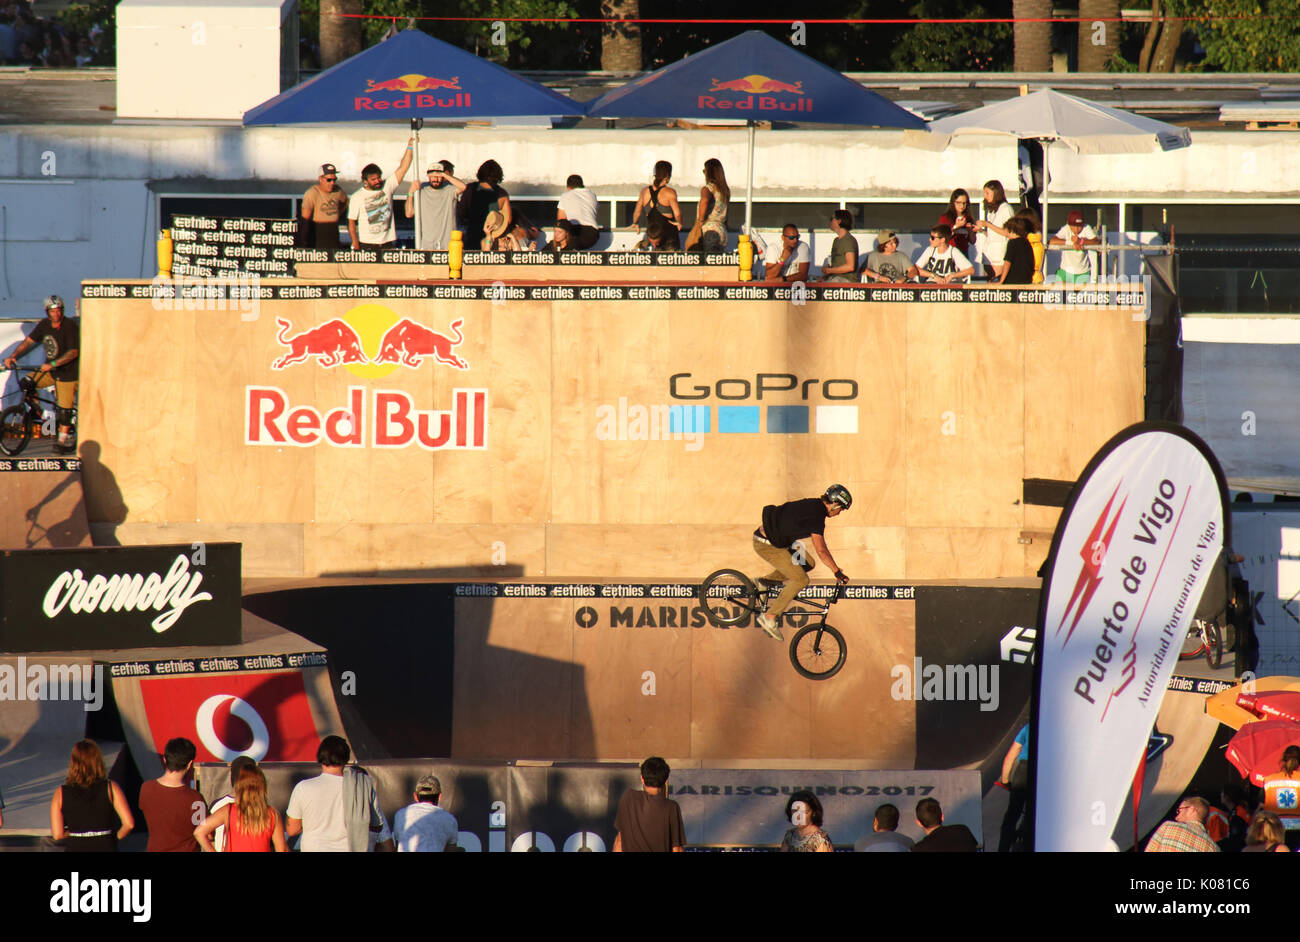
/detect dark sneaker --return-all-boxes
[756,614,784,641]
[53,442,76,455]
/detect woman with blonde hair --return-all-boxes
[195,763,288,852]
[1242,810,1290,853]
[684,158,730,252]
[50,739,134,852]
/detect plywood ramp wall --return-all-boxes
[79,286,1144,578]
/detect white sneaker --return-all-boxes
[756,614,784,642]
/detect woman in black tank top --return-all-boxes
[628,160,682,233]
[51,739,133,851]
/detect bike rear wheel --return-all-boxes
[0,405,32,456]
[1204,619,1224,670]
[699,569,760,626]
[789,623,847,680]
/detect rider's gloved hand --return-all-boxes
[834,570,850,585]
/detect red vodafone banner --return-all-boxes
[1034,423,1228,851]
[136,670,326,763]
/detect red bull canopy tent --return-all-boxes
[582,30,927,231]
[242,28,583,126]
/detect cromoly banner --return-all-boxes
[1033,422,1228,851]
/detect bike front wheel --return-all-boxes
[0,405,32,456]
[699,569,760,626]
[1179,622,1207,660]
[789,623,847,680]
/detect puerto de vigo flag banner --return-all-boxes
[1033,422,1228,851]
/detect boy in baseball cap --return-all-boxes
[1048,210,1100,284]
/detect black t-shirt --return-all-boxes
[762,497,829,549]
[1004,237,1035,284]
[614,789,685,852]
[27,316,79,381]
[912,824,979,852]
[465,183,505,247]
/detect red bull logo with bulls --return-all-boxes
[699,74,813,113]
[246,304,487,450]
[356,73,470,112]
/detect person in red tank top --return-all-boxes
[195,764,287,852]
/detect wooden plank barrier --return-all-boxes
[77,280,1145,580]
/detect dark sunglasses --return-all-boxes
[322,175,336,182]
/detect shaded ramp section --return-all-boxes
[0,463,90,549]
[0,655,121,833]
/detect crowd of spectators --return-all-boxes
[0,1,106,67]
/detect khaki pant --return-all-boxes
[33,372,78,410]
[753,536,809,620]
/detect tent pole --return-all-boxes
[412,129,422,250]
[745,120,755,235]
[1041,141,1050,246]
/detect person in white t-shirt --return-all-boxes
[908,224,976,284]
[556,173,600,250]
[973,179,1014,281]
[764,224,811,282]
[346,138,415,250]
[1049,210,1100,284]
[285,735,394,852]
[394,774,460,852]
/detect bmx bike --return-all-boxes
[698,568,847,680]
[1,368,77,457]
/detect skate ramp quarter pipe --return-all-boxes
[0,461,91,551]
[449,580,1038,764]
[78,281,1145,581]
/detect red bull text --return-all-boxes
[700,74,811,113]
[245,387,488,450]
[357,74,469,112]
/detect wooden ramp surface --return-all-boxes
[0,464,91,550]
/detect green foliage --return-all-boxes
[1170,0,1300,71]
[888,0,1013,71]
[55,0,119,64]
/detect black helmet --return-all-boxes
[823,484,852,510]
[44,294,65,312]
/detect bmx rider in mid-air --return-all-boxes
[753,485,852,641]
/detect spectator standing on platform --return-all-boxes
[406,159,466,251]
[286,735,394,852]
[939,188,977,255]
[464,160,512,251]
[613,756,685,852]
[637,216,680,252]
[998,722,1030,852]
[973,179,1014,281]
[1242,811,1290,852]
[855,802,914,852]
[684,158,729,252]
[1000,216,1036,284]
[862,229,909,283]
[908,224,976,284]
[556,174,600,250]
[764,224,810,283]
[1049,210,1100,284]
[300,163,348,250]
[911,797,978,852]
[195,763,287,853]
[781,790,834,852]
[206,754,257,852]
[1144,797,1220,852]
[394,774,459,852]
[346,138,414,250]
[4,294,78,454]
[628,160,683,235]
[816,210,859,283]
[50,739,133,852]
[139,737,205,852]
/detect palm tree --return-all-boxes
[320,0,362,69]
[1014,0,1053,72]
[600,0,641,72]
[1077,0,1120,71]
[1138,0,1184,71]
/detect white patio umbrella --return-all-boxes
[903,88,1191,235]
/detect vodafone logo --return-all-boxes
[195,694,270,761]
